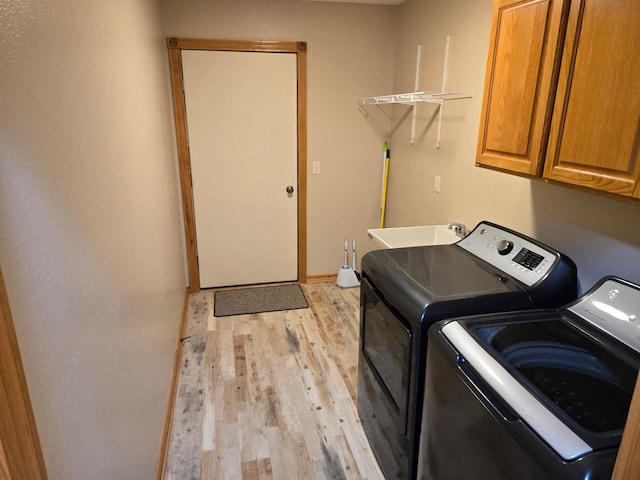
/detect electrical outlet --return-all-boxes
[434,175,441,193]
[312,161,321,175]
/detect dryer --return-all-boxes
[357,221,578,480]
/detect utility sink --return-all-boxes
[367,225,460,249]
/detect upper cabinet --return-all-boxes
[476,0,568,176]
[476,0,640,202]
[544,0,640,197]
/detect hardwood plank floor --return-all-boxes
[165,283,384,480]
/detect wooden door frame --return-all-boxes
[0,266,48,479]
[167,38,307,292]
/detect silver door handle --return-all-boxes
[286,185,294,194]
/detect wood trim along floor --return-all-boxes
[305,274,338,284]
[156,287,192,480]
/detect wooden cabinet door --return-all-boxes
[544,0,640,198]
[476,0,569,176]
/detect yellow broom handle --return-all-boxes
[380,149,390,228]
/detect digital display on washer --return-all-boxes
[512,248,544,271]
[472,318,637,434]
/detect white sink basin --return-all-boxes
[367,225,460,249]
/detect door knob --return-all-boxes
[286,185,294,194]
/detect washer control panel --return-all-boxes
[457,222,558,286]
[569,278,640,353]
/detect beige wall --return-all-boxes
[3,0,639,477]
[386,0,640,290]
[159,0,398,275]
[0,1,186,478]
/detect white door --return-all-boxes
[182,50,298,288]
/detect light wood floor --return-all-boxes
[164,282,384,480]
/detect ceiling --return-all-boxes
[304,0,406,4]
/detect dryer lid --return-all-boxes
[362,245,528,326]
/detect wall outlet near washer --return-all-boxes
[434,175,441,193]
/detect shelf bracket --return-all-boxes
[359,35,471,147]
[435,35,451,149]
[410,45,421,145]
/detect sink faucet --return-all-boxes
[448,222,468,238]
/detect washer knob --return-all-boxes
[497,239,514,256]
